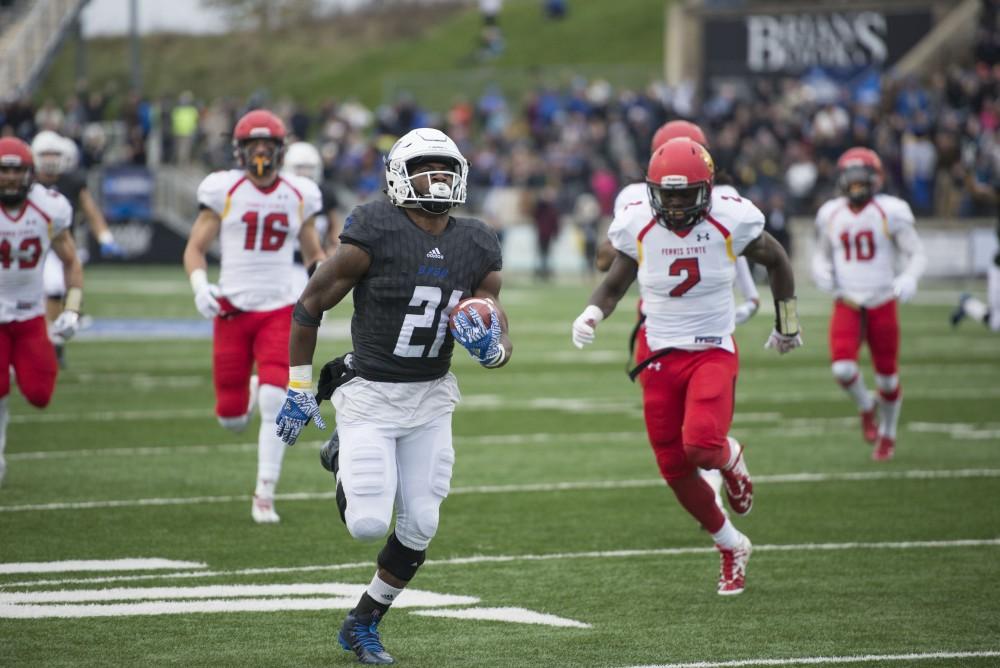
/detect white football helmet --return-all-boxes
[30,130,67,176]
[385,128,468,214]
[60,136,80,172]
[282,141,323,183]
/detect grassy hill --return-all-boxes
[38,0,665,111]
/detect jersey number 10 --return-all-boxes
[839,229,875,262]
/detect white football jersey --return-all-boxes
[613,182,758,307]
[609,190,765,352]
[814,194,917,308]
[198,170,322,311]
[613,182,647,217]
[0,183,72,323]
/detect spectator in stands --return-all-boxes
[478,0,504,58]
[171,91,200,165]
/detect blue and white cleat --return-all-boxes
[338,609,394,665]
[950,293,971,327]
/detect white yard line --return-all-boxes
[0,559,206,575]
[10,384,1000,425]
[624,650,1000,668]
[4,538,998,589]
[2,468,998,514]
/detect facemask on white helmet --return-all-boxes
[30,130,67,177]
[281,141,323,183]
[384,128,468,215]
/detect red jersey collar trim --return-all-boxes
[231,174,283,195]
[0,201,28,222]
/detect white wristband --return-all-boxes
[189,268,209,294]
[64,286,83,313]
[482,344,507,368]
[289,364,312,391]
[98,230,114,245]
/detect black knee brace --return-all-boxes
[377,532,426,582]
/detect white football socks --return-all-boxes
[878,395,902,439]
[367,573,404,608]
[711,518,743,549]
[256,384,287,490]
[843,375,875,412]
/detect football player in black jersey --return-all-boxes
[277,128,512,665]
[31,131,122,367]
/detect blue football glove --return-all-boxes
[275,388,327,445]
[99,239,125,258]
[451,305,503,366]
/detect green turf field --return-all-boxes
[2,266,998,668]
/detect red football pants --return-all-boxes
[641,347,739,481]
[0,316,58,407]
[213,305,292,418]
[829,299,899,375]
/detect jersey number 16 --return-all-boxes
[242,211,289,251]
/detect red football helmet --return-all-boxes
[0,136,34,206]
[232,109,287,178]
[837,147,883,206]
[646,137,715,231]
[651,120,709,153]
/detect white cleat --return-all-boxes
[251,495,280,524]
[716,533,752,596]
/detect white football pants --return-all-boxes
[43,250,66,299]
[338,412,455,551]
[989,264,1000,332]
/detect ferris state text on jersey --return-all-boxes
[815,193,916,309]
[340,200,502,383]
[609,190,765,353]
[197,169,322,312]
[0,183,73,323]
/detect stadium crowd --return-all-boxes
[1,1,999,245]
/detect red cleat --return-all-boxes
[716,534,752,595]
[721,442,753,516]
[872,436,895,461]
[860,408,878,444]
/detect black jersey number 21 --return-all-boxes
[394,286,465,358]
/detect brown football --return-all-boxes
[449,297,494,334]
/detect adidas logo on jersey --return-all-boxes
[426,247,445,260]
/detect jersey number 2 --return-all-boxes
[669,258,701,297]
[394,286,464,358]
[242,212,289,251]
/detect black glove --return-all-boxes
[315,352,356,402]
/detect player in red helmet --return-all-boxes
[183,109,327,522]
[650,120,708,155]
[0,137,83,487]
[574,137,801,596]
[232,109,288,178]
[812,146,926,461]
[597,120,763,518]
[599,119,760,326]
